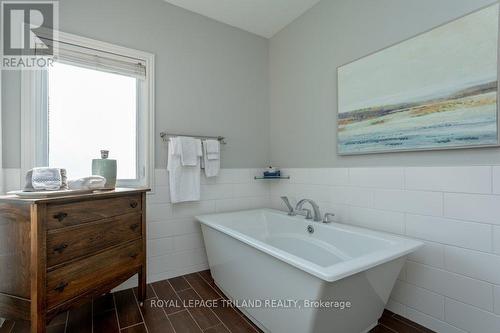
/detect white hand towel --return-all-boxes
[202,140,220,178]
[31,167,62,191]
[68,176,106,190]
[178,136,202,166]
[168,138,201,203]
[204,139,219,160]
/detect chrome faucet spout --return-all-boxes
[295,199,322,222]
[280,196,296,216]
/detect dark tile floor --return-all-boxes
[0,270,434,333]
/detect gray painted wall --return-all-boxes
[269,0,500,167]
[1,0,270,168]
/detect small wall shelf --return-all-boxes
[254,176,290,180]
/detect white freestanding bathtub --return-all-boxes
[197,209,422,333]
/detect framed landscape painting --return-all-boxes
[337,4,499,155]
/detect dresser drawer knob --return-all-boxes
[130,201,138,208]
[129,253,139,259]
[53,212,68,222]
[54,282,68,293]
[53,243,68,254]
[130,223,140,231]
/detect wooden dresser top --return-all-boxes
[0,188,150,204]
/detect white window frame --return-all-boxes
[21,31,155,190]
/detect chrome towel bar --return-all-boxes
[160,132,226,144]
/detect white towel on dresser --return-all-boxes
[168,137,201,203]
[202,139,220,178]
[178,136,202,166]
[67,176,106,190]
[31,167,62,191]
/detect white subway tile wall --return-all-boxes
[270,166,500,333]
[374,189,443,216]
[405,262,493,311]
[445,298,500,333]
[444,192,500,225]
[405,214,492,252]
[405,166,492,193]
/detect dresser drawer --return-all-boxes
[46,212,142,267]
[46,240,143,309]
[46,195,142,230]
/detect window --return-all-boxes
[48,63,137,179]
[22,32,154,188]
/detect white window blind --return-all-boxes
[37,37,146,79]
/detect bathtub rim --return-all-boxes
[197,208,423,283]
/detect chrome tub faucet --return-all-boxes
[281,197,334,224]
[295,199,322,222]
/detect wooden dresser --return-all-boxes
[0,188,149,333]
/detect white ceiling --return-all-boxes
[163,0,322,38]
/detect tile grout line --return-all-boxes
[201,322,226,332]
[63,310,69,333]
[490,166,494,194]
[91,299,94,333]
[120,322,144,331]
[195,272,232,304]
[492,278,496,317]
[491,225,495,254]
[149,282,178,333]
[112,293,123,331]
[166,308,190,317]
[174,286,192,293]
[442,293,446,328]
[166,279,205,332]
[183,275,233,333]
[59,311,69,333]
[380,323,399,333]
[130,288,149,333]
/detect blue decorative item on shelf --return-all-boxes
[263,166,281,178]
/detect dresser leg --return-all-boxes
[31,313,46,333]
[137,267,146,306]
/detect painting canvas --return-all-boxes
[337,4,499,154]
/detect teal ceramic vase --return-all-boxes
[92,150,117,189]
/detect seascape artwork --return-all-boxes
[337,4,499,154]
